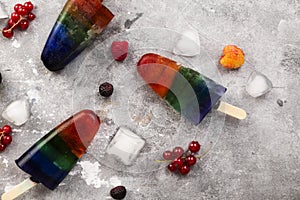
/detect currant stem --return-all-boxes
[155,142,213,163]
[0,131,4,140]
[2,16,26,33]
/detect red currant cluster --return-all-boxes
[0,125,13,152]
[2,2,35,38]
[164,141,201,175]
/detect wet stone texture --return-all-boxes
[0,0,299,199]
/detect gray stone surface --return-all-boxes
[0,0,299,199]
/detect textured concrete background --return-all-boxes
[0,0,299,199]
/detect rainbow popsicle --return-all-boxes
[15,110,100,190]
[41,0,114,71]
[137,53,227,124]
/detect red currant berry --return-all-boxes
[14,4,23,12]
[188,141,201,153]
[19,20,29,30]
[2,28,14,38]
[173,157,184,168]
[167,162,177,172]
[179,165,190,175]
[186,155,197,166]
[2,125,12,135]
[17,7,29,16]
[27,13,35,21]
[173,146,184,158]
[23,2,34,12]
[7,19,16,28]
[11,12,20,22]
[1,135,12,145]
[163,150,173,160]
[0,144,6,152]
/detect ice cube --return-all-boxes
[278,20,300,43]
[2,97,31,126]
[173,28,200,57]
[106,127,145,166]
[0,3,8,19]
[246,71,273,98]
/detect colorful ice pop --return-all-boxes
[41,0,114,71]
[2,110,100,200]
[137,53,246,124]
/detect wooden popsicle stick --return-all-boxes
[2,178,37,200]
[217,101,247,120]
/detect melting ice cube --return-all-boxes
[2,97,31,126]
[278,20,300,43]
[0,3,8,19]
[246,71,273,98]
[106,127,145,166]
[173,29,200,57]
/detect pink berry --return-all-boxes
[188,141,201,153]
[163,150,173,160]
[2,125,12,135]
[1,135,12,145]
[19,20,29,30]
[186,155,197,166]
[179,165,190,175]
[23,2,34,12]
[14,4,23,12]
[11,12,20,22]
[27,13,35,21]
[167,162,177,172]
[0,144,6,152]
[173,146,184,158]
[2,28,14,38]
[111,41,129,61]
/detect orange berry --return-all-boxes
[220,45,245,69]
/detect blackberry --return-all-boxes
[110,186,126,199]
[99,82,114,97]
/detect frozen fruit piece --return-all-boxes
[220,45,245,69]
[173,29,200,57]
[186,155,197,166]
[2,125,12,135]
[137,53,227,124]
[188,141,201,153]
[15,110,100,190]
[2,97,31,126]
[163,150,173,160]
[23,2,34,12]
[111,41,129,61]
[172,146,184,158]
[110,186,127,199]
[19,19,29,30]
[106,127,145,165]
[246,71,273,98]
[167,162,177,172]
[99,82,114,97]
[27,12,35,21]
[2,27,14,38]
[277,99,283,107]
[0,144,5,151]
[1,135,12,145]
[178,164,190,175]
[41,0,114,71]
